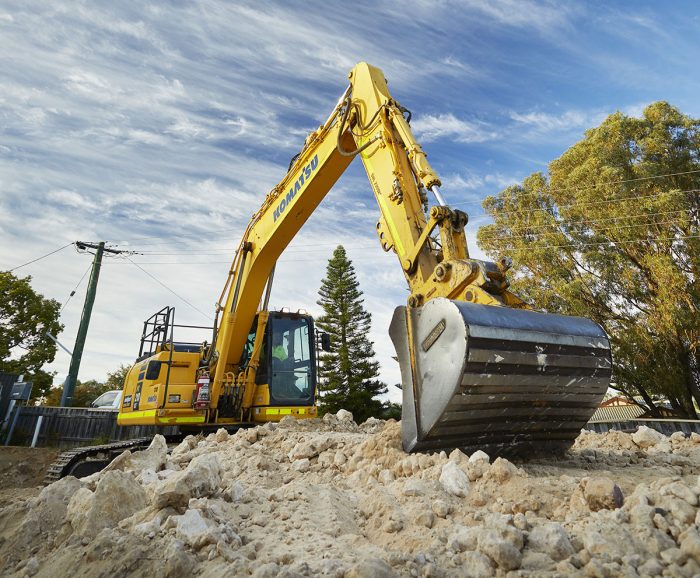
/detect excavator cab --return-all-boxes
[242,311,320,413]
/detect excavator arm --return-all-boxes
[211,63,515,402]
[208,62,611,456]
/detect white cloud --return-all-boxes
[412,113,497,143]
[457,0,576,33]
[510,110,589,131]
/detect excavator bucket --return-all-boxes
[390,298,611,457]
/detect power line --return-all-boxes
[59,262,92,314]
[451,168,700,206]
[479,208,695,241]
[130,241,379,256]
[487,233,700,251]
[7,242,74,272]
[125,257,213,320]
[478,188,699,218]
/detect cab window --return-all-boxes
[269,316,314,405]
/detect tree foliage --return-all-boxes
[43,364,128,407]
[478,102,699,416]
[105,364,130,390]
[316,246,388,422]
[0,271,63,397]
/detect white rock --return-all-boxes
[448,448,468,463]
[24,557,39,577]
[333,451,347,467]
[449,526,480,552]
[477,528,522,570]
[583,476,623,511]
[468,450,490,464]
[336,409,354,422]
[154,453,222,509]
[288,439,329,460]
[215,428,229,443]
[23,476,82,536]
[432,499,450,518]
[461,551,494,578]
[292,458,310,473]
[670,431,686,443]
[632,426,667,448]
[638,559,664,576]
[439,462,470,497]
[402,478,427,497]
[68,470,147,536]
[488,457,518,482]
[680,528,700,563]
[346,558,394,578]
[662,481,698,506]
[174,509,222,550]
[127,435,168,472]
[521,551,556,571]
[527,522,575,561]
[378,469,395,485]
[171,435,198,458]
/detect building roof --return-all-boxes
[589,404,646,423]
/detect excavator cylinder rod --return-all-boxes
[390,298,611,457]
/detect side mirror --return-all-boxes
[320,332,331,352]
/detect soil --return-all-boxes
[0,446,60,503]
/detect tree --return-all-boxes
[316,246,387,422]
[105,364,130,390]
[43,364,128,407]
[478,102,699,416]
[0,271,63,398]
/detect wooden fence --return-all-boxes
[2,406,178,448]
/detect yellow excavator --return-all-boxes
[116,62,612,457]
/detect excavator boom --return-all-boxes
[118,61,611,458]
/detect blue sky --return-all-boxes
[2,1,699,401]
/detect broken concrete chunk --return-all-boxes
[439,462,470,497]
[488,457,518,482]
[477,528,522,570]
[527,522,575,561]
[69,470,147,536]
[336,409,354,422]
[292,458,310,473]
[432,499,450,518]
[402,478,427,497]
[173,509,222,550]
[154,453,222,509]
[346,557,395,578]
[632,426,666,448]
[461,551,494,578]
[583,476,624,511]
[468,450,490,464]
[214,428,229,443]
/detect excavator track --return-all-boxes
[43,436,174,485]
[43,427,251,485]
[391,299,612,457]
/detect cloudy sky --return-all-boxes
[2,1,699,402]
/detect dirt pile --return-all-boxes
[2,418,700,577]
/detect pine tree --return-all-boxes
[316,245,387,422]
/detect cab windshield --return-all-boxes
[269,315,314,405]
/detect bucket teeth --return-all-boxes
[390,298,611,457]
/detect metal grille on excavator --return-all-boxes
[390,299,612,457]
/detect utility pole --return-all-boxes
[61,241,128,407]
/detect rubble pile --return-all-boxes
[2,418,700,577]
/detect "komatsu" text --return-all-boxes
[273,155,319,222]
